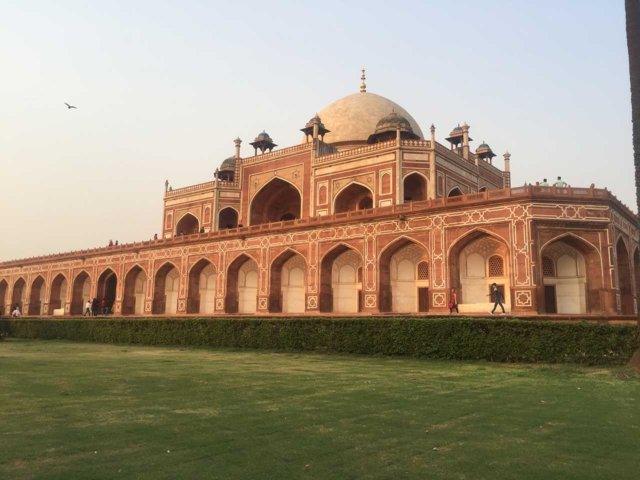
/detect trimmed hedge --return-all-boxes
[0,317,638,365]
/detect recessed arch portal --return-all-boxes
[28,276,46,315]
[123,266,147,315]
[379,238,429,313]
[250,178,301,225]
[97,269,117,314]
[334,183,373,214]
[152,263,179,314]
[187,259,216,314]
[269,250,306,313]
[176,213,199,236]
[48,274,68,315]
[218,207,239,230]
[0,279,7,315]
[540,234,603,314]
[403,173,427,202]
[225,254,259,313]
[319,245,362,313]
[11,278,26,313]
[449,231,510,313]
[616,238,633,314]
[70,271,91,315]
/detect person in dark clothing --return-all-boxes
[100,298,107,315]
[489,283,505,314]
[91,297,99,316]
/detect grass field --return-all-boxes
[1,340,639,479]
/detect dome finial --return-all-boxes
[360,66,366,93]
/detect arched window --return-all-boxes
[542,256,555,277]
[403,173,427,202]
[417,261,429,280]
[488,255,504,277]
[218,207,238,229]
[448,187,463,197]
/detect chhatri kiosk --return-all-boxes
[1,72,638,317]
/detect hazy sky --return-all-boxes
[0,1,633,261]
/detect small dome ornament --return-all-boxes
[475,141,496,162]
[367,110,420,143]
[249,130,277,155]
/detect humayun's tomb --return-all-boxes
[1,72,639,318]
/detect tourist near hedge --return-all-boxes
[0,317,637,365]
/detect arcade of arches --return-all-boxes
[1,228,638,317]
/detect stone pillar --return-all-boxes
[361,233,379,313]
[462,123,470,160]
[428,124,437,200]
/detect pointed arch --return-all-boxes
[447,186,463,197]
[616,237,633,314]
[152,262,180,314]
[96,268,117,314]
[378,237,429,312]
[48,273,68,315]
[319,243,363,313]
[28,275,46,315]
[11,277,26,313]
[123,264,148,315]
[403,172,428,202]
[540,233,604,314]
[218,207,239,230]
[269,249,307,313]
[71,270,91,315]
[175,213,200,236]
[334,182,374,214]
[187,258,217,314]
[225,253,259,313]
[448,230,511,311]
[249,177,302,225]
[0,279,7,316]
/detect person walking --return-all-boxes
[91,297,99,316]
[84,299,92,316]
[489,283,505,314]
[448,288,459,314]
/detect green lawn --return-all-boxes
[1,340,638,480]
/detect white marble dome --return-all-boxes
[313,92,424,144]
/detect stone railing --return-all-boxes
[1,186,633,268]
[240,142,312,166]
[165,180,217,198]
[314,140,397,164]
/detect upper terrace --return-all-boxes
[1,185,636,268]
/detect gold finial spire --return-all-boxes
[360,66,366,93]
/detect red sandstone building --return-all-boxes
[1,75,638,317]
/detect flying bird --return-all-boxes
[64,103,77,109]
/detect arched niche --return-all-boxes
[123,266,147,315]
[334,183,373,214]
[319,245,362,313]
[0,279,7,315]
[97,269,117,314]
[250,178,301,225]
[448,187,463,197]
[379,239,429,313]
[225,255,259,314]
[70,271,91,315]
[218,207,239,230]
[616,238,633,314]
[449,231,510,313]
[269,250,306,313]
[11,278,26,313]
[540,235,603,314]
[176,214,199,236]
[152,263,179,314]
[187,259,216,314]
[48,274,68,315]
[403,173,427,202]
[28,276,46,315]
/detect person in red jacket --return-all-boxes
[449,288,459,314]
